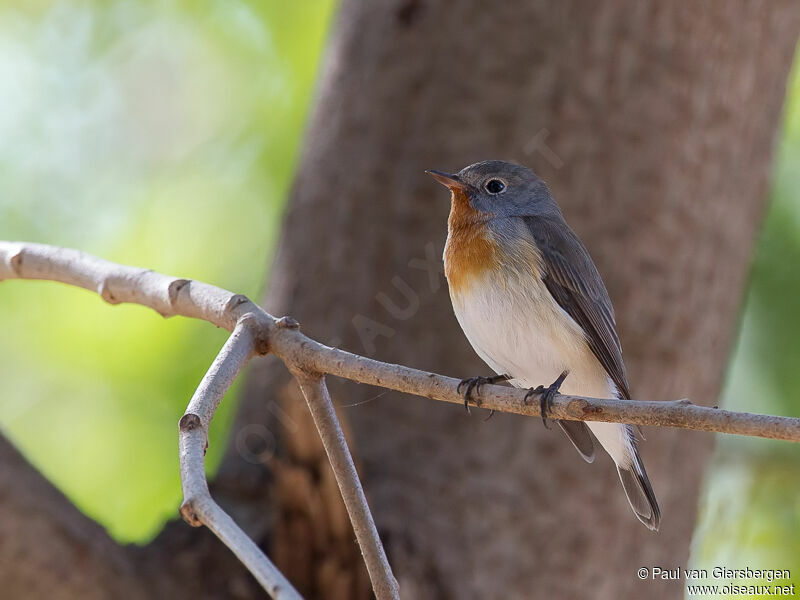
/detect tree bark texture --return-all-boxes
[242,1,799,599]
[0,1,797,599]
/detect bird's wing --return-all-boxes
[522,216,631,399]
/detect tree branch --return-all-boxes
[3,241,796,441]
[3,241,800,596]
[293,372,400,600]
[178,320,302,600]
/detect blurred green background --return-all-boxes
[0,0,335,542]
[0,2,797,596]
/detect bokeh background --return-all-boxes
[0,2,797,596]
[0,0,335,542]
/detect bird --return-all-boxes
[427,160,661,531]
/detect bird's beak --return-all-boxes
[426,169,468,191]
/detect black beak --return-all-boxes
[426,169,468,190]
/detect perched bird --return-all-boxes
[428,160,660,531]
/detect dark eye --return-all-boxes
[485,179,505,194]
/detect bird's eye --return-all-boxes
[485,179,505,194]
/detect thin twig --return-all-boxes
[279,343,800,442]
[294,372,400,600]
[178,321,302,600]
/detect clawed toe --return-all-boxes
[457,374,510,414]
[457,377,480,413]
[523,385,544,405]
[525,370,569,429]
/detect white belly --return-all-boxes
[450,270,633,466]
[450,270,612,397]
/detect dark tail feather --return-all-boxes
[617,450,661,531]
[557,420,595,463]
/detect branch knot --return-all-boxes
[179,500,203,527]
[179,413,202,432]
[167,278,190,307]
[98,280,120,304]
[6,248,23,276]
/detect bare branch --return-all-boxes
[5,241,797,442]
[0,241,268,332]
[283,343,800,443]
[293,372,400,600]
[3,240,800,597]
[178,320,302,600]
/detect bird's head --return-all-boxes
[427,160,559,219]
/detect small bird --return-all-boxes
[428,160,660,531]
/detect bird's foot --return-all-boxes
[457,374,510,414]
[524,370,569,429]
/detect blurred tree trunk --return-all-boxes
[1,1,797,599]
[227,1,799,599]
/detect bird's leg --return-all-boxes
[457,374,510,414]
[524,370,569,429]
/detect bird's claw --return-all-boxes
[524,370,569,429]
[457,374,510,414]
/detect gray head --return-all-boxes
[427,160,560,219]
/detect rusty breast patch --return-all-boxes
[443,188,502,294]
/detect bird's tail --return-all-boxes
[616,428,661,531]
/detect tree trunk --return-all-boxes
[237,1,798,599]
[1,1,797,599]
[0,436,149,600]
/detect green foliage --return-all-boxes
[0,0,335,543]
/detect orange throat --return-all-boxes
[444,188,499,295]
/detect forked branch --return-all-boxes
[2,241,799,599]
[179,321,302,600]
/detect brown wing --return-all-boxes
[523,216,631,399]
